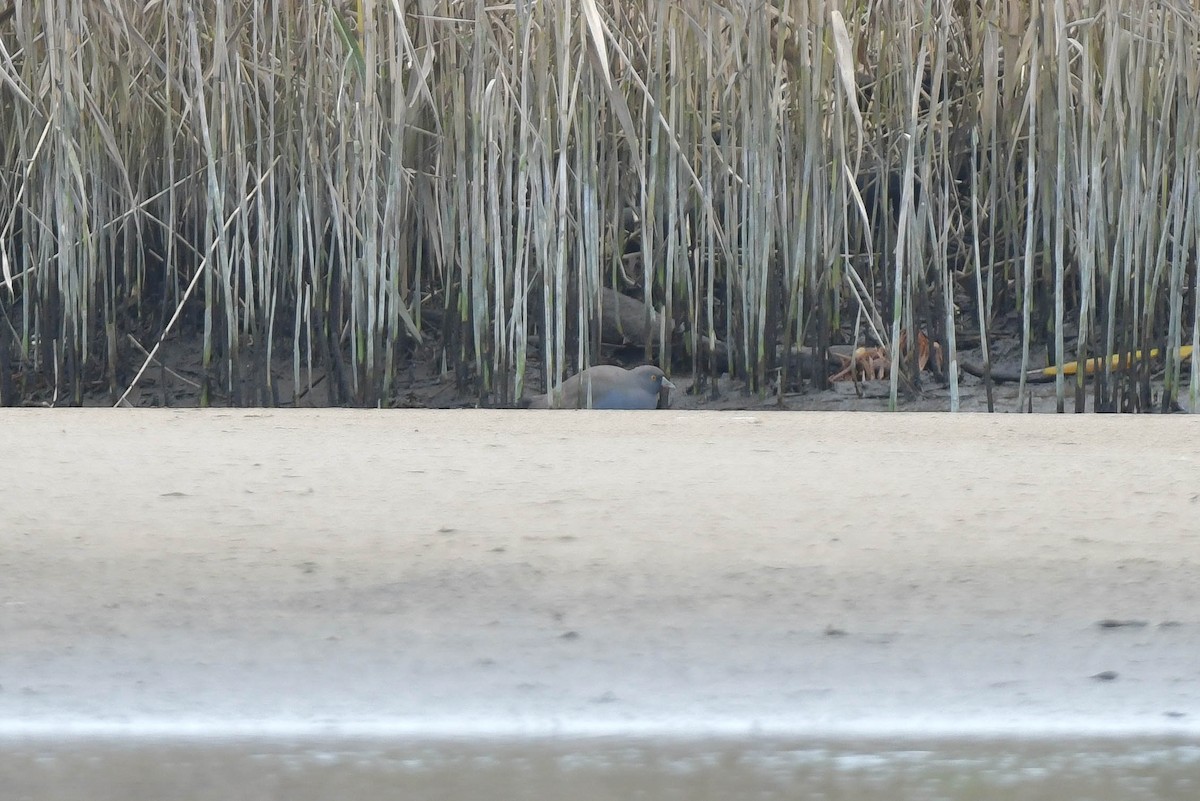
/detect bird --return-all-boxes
[524,364,675,409]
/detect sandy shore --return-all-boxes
[3,409,1200,737]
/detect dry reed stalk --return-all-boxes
[0,1,1196,411]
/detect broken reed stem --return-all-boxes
[0,1,1196,410]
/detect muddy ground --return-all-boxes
[75,328,1193,413]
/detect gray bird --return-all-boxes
[525,364,675,409]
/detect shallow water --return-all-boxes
[4,735,1200,801]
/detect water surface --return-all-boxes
[4,735,1199,801]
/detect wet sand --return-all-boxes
[3,410,1200,796]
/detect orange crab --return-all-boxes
[830,330,943,382]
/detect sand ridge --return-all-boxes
[3,410,1199,735]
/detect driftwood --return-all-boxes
[782,346,828,381]
[599,288,729,371]
[958,345,1196,384]
[960,345,1198,384]
[958,360,1053,384]
[599,287,664,348]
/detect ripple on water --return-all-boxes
[4,735,1200,801]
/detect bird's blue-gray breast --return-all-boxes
[587,381,658,410]
[525,364,674,409]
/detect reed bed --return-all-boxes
[0,0,1197,411]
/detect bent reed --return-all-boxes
[0,1,1197,411]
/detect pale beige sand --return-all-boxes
[3,410,1200,736]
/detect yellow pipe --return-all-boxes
[1037,345,1194,378]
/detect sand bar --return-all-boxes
[3,409,1199,738]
